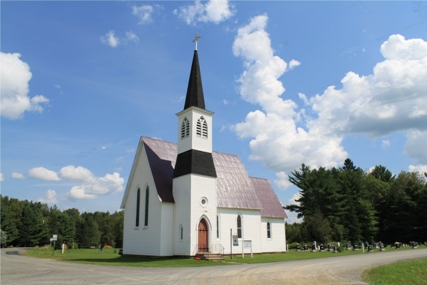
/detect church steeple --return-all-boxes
[183,50,205,110]
[173,43,216,179]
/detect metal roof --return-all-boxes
[142,137,287,218]
[251,177,288,218]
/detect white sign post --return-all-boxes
[242,240,253,258]
[52,235,57,255]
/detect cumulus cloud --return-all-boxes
[382,140,390,148]
[29,167,60,181]
[100,31,139,48]
[60,165,124,200]
[404,130,427,164]
[285,192,303,223]
[39,189,58,205]
[11,172,25,179]
[125,31,139,44]
[232,15,427,189]
[26,165,124,200]
[0,52,49,119]
[0,173,3,182]
[232,15,347,189]
[132,5,154,24]
[408,164,427,175]
[100,30,120,48]
[175,0,235,25]
[307,34,427,139]
[59,165,96,183]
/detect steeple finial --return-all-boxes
[192,33,201,51]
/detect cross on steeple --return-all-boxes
[192,33,201,51]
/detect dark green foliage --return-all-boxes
[285,159,427,245]
[0,195,124,248]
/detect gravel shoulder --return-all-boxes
[1,248,427,285]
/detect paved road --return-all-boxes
[1,248,427,285]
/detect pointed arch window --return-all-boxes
[144,186,149,226]
[181,118,190,139]
[237,215,242,238]
[135,188,140,227]
[267,222,271,239]
[196,116,208,138]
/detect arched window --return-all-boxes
[196,116,208,138]
[135,188,140,227]
[267,222,271,239]
[181,118,190,139]
[237,215,242,238]
[144,186,149,226]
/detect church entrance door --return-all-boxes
[198,219,209,253]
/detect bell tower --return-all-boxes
[172,35,217,256]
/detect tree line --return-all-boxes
[285,158,427,245]
[0,195,124,249]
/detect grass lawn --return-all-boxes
[23,245,425,268]
[362,257,427,285]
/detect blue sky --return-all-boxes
[1,1,427,221]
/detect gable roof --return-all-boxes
[251,177,288,218]
[121,136,287,218]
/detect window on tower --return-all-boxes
[196,116,208,138]
[181,118,190,139]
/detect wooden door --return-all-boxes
[198,219,209,252]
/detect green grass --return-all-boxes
[22,245,425,267]
[363,257,427,285]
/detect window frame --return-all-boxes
[237,215,242,238]
[144,186,149,226]
[135,188,140,227]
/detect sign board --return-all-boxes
[50,238,54,241]
[242,240,253,258]
[52,234,58,241]
[233,235,239,246]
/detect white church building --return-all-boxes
[120,47,287,257]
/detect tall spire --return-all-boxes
[183,49,205,110]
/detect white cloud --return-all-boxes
[100,30,120,48]
[39,189,58,205]
[175,0,235,25]
[67,187,97,200]
[408,164,427,175]
[28,167,60,181]
[132,5,154,24]
[0,52,49,119]
[59,165,96,183]
[285,192,302,223]
[382,140,390,148]
[308,34,427,139]
[124,31,139,44]
[223,99,229,105]
[0,173,3,182]
[60,165,124,200]
[100,30,139,48]
[404,130,427,164]
[288,59,301,70]
[232,17,427,187]
[11,172,25,179]
[232,15,347,189]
